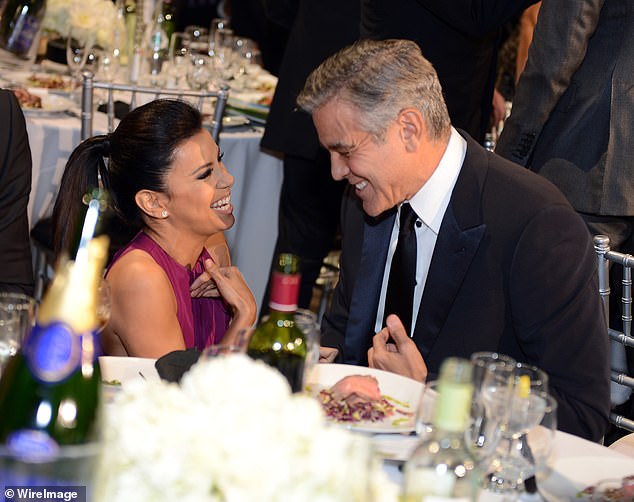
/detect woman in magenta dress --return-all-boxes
[52,100,256,357]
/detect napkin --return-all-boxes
[155,348,201,383]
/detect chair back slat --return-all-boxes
[80,72,230,144]
[594,234,634,432]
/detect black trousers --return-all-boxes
[260,149,345,314]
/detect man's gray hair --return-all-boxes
[297,39,451,142]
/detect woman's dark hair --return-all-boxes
[52,99,203,256]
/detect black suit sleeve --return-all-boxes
[414,0,537,37]
[509,202,610,441]
[0,90,34,295]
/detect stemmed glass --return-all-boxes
[466,352,517,466]
[66,27,95,100]
[487,362,555,498]
[168,32,191,88]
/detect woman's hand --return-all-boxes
[202,259,257,326]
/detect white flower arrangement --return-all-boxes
[95,355,399,502]
[43,0,120,48]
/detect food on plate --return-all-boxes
[318,374,413,424]
[26,73,72,91]
[257,94,273,107]
[577,475,634,500]
[12,87,42,109]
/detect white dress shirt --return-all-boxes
[374,127,467,335]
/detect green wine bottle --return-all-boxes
[247,254,307,392]
[0,191,110,459]
[403,358,482,501]
[0,0,46,58]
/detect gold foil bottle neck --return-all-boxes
[38,235,110,334]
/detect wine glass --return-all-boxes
[0,293,35,377]
[467,352,517,466]
[187,54,213,90]
[66,27,95,99]
[487,362,551,497]
[167,31,191,88]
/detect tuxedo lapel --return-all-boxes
[414,206,485,357]
[413,132,488,358]
[344,210,395,364]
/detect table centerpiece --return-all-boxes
[95,354,398,501]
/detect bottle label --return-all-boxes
[433,381,473,432]
[23,323,81,383]
[5,13,41,56]
[7,430,60,462]
[269,271,300,312]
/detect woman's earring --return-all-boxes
[161,210,168,218]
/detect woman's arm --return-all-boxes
[103,250,186,358]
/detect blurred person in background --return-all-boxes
[0,89,34,296]
[360,0,537,144]
[496,0,634,441]
[258,0,360,314]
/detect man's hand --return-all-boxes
[319,346,339,363]
[367,314,428,381]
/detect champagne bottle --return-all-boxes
[403,358,481,501]
[0,0,46,58]
[0,190,110,458]
[247,254,307,392]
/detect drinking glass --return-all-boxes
[66,27,95,97]
[467,352,517,466]
[212,27,235,80]
[487,362,552,497]
[167,31,191,87]
[294,308,320,388]
[185,25,209,56]
[97,45,121,82]
[0,293,35,376]
[187,54,213,90]
[414,379,439,438]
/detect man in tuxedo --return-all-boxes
[0,89,34,295]
[297,39,609,442]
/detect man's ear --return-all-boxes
[397,108,425,152]
[135,189,167,219]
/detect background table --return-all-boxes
[24,111,282,312]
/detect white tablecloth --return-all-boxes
[24,111,282,312]
[378,429,634,500]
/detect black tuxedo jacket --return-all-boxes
[261,0,360,160]
[0,90,33,295]
[322,131,610,441]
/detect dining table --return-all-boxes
[9,69,283,314]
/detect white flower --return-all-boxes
[95,355,398,502]
[43,0,119,48]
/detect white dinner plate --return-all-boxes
[98,356,160,386]
[9,71,74,94]
[307,363,423,433]
[21,91,76,115]
[538,455,634,500]
[222,114,251,128]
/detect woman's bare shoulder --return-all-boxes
[107,249,171,292]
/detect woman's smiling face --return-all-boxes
[162,128,235,237]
